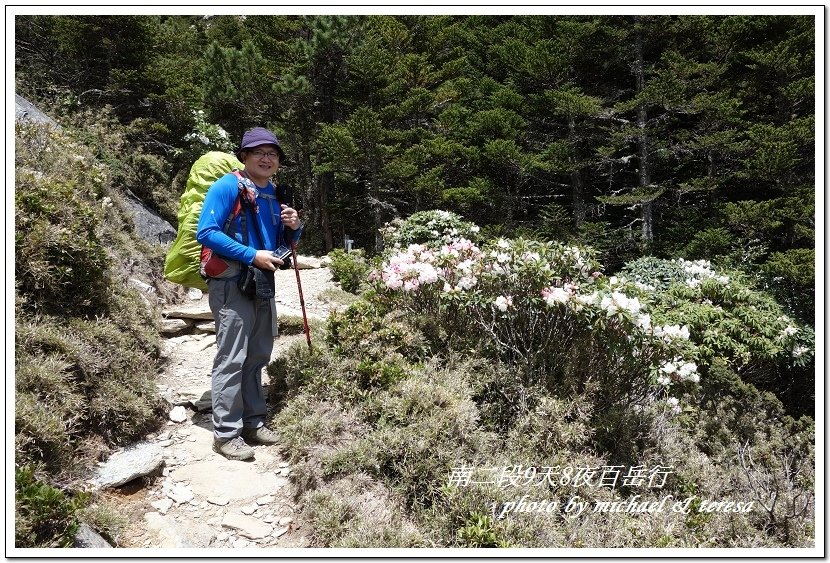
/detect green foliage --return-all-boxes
[456,512,510,548]
[15,466,88,548]
[327,248,371,294]
[325,300,430,367]
[16,313,165,462]
[15,125,113,317]
[681,227,737,260]
[622,256,814,414]
[761,248,815,322]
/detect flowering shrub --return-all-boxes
[622,256,814,414]
[369,228,700,411]
[379,210,481,250]
[623,257,814,369]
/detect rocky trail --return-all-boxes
[89,264,341,549]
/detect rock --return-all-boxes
[187,288,203,300]
[240,504,257,515]
[262,514,274,523]
[278,516,293,526]
[296,255,322,269]
[280,467,290,477]
[129,278,157,294]
[15,94,60,128]
[191,390,213,413]
[90,443,164,489]
[151,498,174,514]
[273,526,289,538]
[162,302,214,320]
[168,484,194,505]
[73,522,112,548]
[256,495,274,506]
[122,191,177,245]
[274,476,290,488]
[233,538,250,548]
[195,321,216,333]
[216,532,229,542]
[144,512,191,548]
[278,461,290,468]
[169,405,189,423]
[160,318,193,335]
[198,334,217,351]
[222,513,273,540]
[207,496,229,506]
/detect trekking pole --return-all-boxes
[290,239,312,350]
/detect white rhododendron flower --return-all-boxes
[660,362,676,374]
[792,345,809,358]
[494,295,513,312]
[542,287,570,306]
[522,252,541,262]
[655,324,690,340]
[385,273,403,290]
[667,397,681,414]
[457,276,477,290]
[575,292,598,307]
[600,291,640,316]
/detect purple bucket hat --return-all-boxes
[237,127,287,162]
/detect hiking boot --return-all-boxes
[241,425,279,445]
[213,436,254,461]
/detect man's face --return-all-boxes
[243,145,280,179]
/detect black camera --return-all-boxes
[273,245,292,270]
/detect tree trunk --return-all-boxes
[634,17,653,244]
[318,171,334,252]
[569,115,585,226]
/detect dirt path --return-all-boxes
[113,266,340,549]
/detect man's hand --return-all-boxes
[253,249,283,271]
[280,204,301,230]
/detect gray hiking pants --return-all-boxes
[207,279,274,440]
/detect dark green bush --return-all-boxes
[327,248,370,294]
[15,466,88,548]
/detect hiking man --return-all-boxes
[196,126,302,461]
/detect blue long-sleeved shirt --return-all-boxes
[196,172,301,265]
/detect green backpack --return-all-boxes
[163,151,244,291]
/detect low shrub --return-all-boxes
[15,128,112,317]
[327,248,371,294]
[15,466,88,548]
